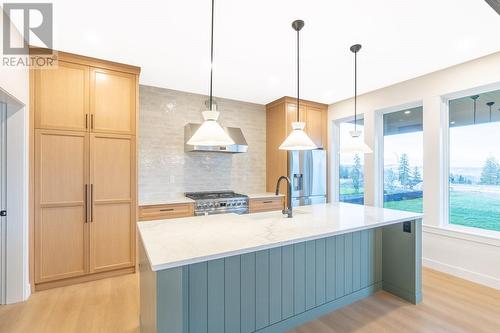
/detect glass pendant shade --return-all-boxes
[339,130,372,154]
[279,122,317,150]
[186,110,234,146]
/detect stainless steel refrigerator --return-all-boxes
[289,150,327,206]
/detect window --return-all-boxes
[448,89,500,232]
[339,118,365,205]
[383,107,423,213]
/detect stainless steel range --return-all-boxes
[185,191,249,216]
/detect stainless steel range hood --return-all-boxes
[184,123,248,153]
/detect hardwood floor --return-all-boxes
[0,273,139,333]
[0,268,498,333]
[290,268,500,333]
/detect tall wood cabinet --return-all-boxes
[31,51,139,290]
[266,97,328,194]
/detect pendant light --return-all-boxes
[471,95,479,124]
[340,44,372,154]
[187,0,234,147]
[487,101,495,122]
[279,20,317,151]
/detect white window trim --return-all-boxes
[331,115,366,204]
[330,119,340,203]
[373,101,423,208]
[441,81,500,235]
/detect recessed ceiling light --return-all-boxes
[450,121,455,125]
[404,110,411,114]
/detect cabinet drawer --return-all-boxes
[139,203,194,221]
[249,197,284,213]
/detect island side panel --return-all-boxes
[382,219,423,304]
[151,229,383,333]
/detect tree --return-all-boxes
[339,165,349,179]
[480,156,499,185]
[385,168,397,191]
[350,154,362,193]
[410,166,422,188]
[398,153,411,188]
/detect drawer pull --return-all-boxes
[159,208,175,212]
[262,201,273,204]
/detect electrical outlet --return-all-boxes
[403,221,411,233]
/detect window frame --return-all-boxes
[442,83,500,232]
[332,115,367,204]
[374,101,423,208]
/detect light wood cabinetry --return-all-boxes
[265,97,328,193]
[304,105,327,148]
[138,203,195,221]
[90,68,136,134]
[34,61,89,131]
[31,50,140,290]
[34,129,89,283]
[249,197,285,213]
[90,134,136,272]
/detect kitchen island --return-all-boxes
[138,202,423,333]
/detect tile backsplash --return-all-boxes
[139,85,266,202]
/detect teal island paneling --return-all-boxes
[140,220,422,333]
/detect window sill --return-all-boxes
[423,224,500,247]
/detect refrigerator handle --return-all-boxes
[293,174,300,191]
[293,174,304,191]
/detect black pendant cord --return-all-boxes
[487,102,495,122]
[354,50,357,133]
[473,98,476,124]
[471,95,479,124]
[296,28,300,122]
[209,0,214,111]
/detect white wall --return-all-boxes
[0,7,30,303]
[328,51,500,290]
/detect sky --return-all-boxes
[340,120,500,170]
[450,122,500,168]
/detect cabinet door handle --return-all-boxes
[85,114,88,129]
[90,114,94,130]
[84,184,88,223]
[90,184,94,222]
[159,208,174,212]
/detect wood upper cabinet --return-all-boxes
[34,129,89,283]
[286,103,306,134]
[90,133,136,273]
[34,61,89,131]
[305,105,327,148]
[265,97,328,193]
[90,68,136,135]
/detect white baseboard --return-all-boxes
[24,282,31,301]
[423,257,500,290]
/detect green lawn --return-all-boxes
[384,191,500,232]
[340,184,364,196]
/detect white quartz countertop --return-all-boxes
[140,192,283,205]
[138,202,423,271]
[139,195,194,206]
[247,193,285,199]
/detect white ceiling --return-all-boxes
[20,0,500,104]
